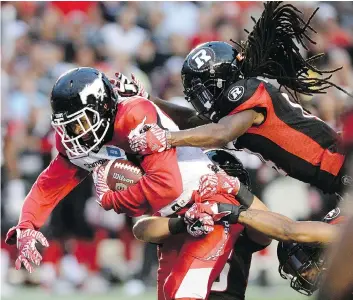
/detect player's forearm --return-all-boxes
[133,217,187,243]
[19,155,88,229]
[169,122,230,148]
[101,188,147,217]
[168,110,256,148]
[133,217,171,243]
[238,210,335,244]
[102,151,183,217]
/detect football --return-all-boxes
[103,159,143,191]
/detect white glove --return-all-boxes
[110,72,149,99]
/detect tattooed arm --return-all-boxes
[238,209,337,244]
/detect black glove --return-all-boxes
[217,203,248,224]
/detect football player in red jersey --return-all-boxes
[135,193,345,298]
[5,67,264,300]
[146,149,271,300]
[128,2,352,198]
[132,148,335,300]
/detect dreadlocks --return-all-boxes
[232,1,352,103]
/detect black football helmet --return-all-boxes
[51,67,118,156]
[277,208,344,296]
[181,41,243,121]
[204,149,251,190]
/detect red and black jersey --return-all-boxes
[218,78,345,194]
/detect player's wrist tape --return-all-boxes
[236,183,254,208]
[168,217,187,235]
[165,130,172,149]
[217,203,248,224]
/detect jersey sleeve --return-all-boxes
[219,78,269,117]
[17,153,89,230]
[101,98,183,216]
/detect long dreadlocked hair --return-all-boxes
[231,1,352,103]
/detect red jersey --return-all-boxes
[17,97,228,230]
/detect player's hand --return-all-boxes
[110,72,149,99]
[184,202,233,237]
[184,203,215,237]
[92,165,110,206]
[186,213,214,237]
[198,173,241,199]
[5,227,49,273]
[185,202,231,223]
[185,202,247,226]
[129,123,171,155]
[130,73,149,99]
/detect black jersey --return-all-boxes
[209,230,267,300]
[218,78,346,194]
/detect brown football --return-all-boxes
[103,159,143,191]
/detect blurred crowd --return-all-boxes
[1,1,353,298]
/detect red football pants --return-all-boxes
[157,194,244,300]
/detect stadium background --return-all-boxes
[1,1,353,299]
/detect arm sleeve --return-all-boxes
[101,99,183,216]
[17,153,89,230]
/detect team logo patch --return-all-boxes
[106,146,122,158]
[324,208,340,221]
[228,86,244,102]
[188,47,215,72]
[341,175,353,186]
[79,72,106,104]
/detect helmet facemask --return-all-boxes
[52,106,110,157]
[50,68,118,158]
[183,60,241,122]
[181,41,245,122]
[183,74,228,122]
[278,243,324,296]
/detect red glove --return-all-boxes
[185,202,232,224]
[110,72,149,99]
[184,203,215,237]
[129,123,171,155]
[186,212,214,237]
[130,73,149,99]
[199,173,240,199]
[6,227,49,273]
[92,165,110,206]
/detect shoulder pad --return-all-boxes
[219,78,263,116]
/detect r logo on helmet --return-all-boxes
[188,48,215,71]
[324,208,340,221]
[228,86,244,102]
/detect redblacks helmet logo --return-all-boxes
[323,208,345,225]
